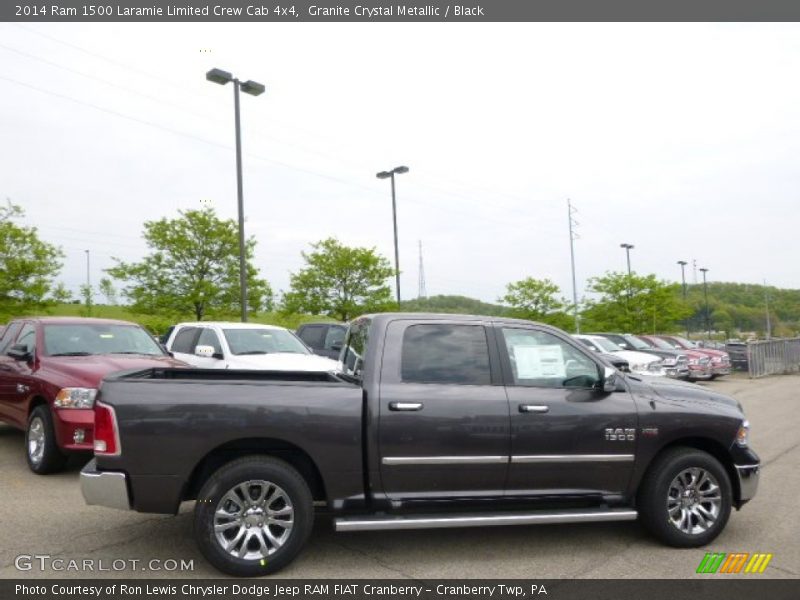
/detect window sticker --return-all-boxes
[514,344,566,378]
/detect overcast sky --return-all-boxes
[2,23,799,305]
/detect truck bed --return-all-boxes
[95,367,364,513]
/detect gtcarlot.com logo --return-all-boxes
[696,552,773,574]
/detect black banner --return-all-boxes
[3,580,800,600]
[6,0,800,22]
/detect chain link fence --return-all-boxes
[748,338,800,378]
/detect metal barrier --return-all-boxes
[748,338,800,378]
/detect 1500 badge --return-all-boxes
[605,428,636,441]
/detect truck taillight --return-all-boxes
[94,401,120,456]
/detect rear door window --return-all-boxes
[401,324,491,385]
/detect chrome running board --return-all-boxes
[334,507,637,532]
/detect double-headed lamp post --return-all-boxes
[376,166,409,306]
[677,260,688,298]
[620,243,634,276]
[206,68,265,322]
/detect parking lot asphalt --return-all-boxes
[0,374,798,580]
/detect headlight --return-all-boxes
[54,388,97,409]
[689,358,700,365]
[735,420,750,447]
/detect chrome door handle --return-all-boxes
[389,402,423,411]
[16,384,30,394]
[519,404,549,413]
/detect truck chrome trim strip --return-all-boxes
[335,508,638,532]
[382,455,508,465]
[511,454,634,463]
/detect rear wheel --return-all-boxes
[193,456,313,576]
[26,405,68,474]
[638,447,732,547]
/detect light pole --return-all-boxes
[677,261,688,299]
[85,249,91,317]
[620,243,634,277]
[620,243,634,323]
[376,166,409,306]
[699,267,710,340]
[678,260,688,336]
[206,68,265,322]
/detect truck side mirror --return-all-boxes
[602,366,618,393]
[7,344,32,361]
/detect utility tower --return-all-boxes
[567,200,580,332]
[417,240,427,299]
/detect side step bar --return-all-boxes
[335,508,637,532]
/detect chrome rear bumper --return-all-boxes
[80,458,131,511]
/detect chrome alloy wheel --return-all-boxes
[28,416,45,465]
[667,467,722,535]
[213,480,294,560]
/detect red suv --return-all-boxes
[0,317,186,474]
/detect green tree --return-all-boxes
[499,277,573,329]
[49,283,72,304]
[98,277,117,305]
[0,201,64,317]
[107,208,272,321]
[581,272,691,333]
[80,283,94,317]
[281,238,395,321]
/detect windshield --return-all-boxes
[223,328,310,355]
[647,336,678,350]
[671,336,696,348]
[592,337,623,353]
[43,324,165,356]
[623,334,651,350]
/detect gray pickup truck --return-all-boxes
[81,313,760,576]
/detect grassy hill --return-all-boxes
[400,295,510,317]
[684,282,800,337]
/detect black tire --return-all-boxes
[25,405,68,475]
[638,447,732,547]
[193,456,314,577]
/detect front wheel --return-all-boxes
[638,447,732,547]
[26,405,68,474]
[193,456,314,577]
